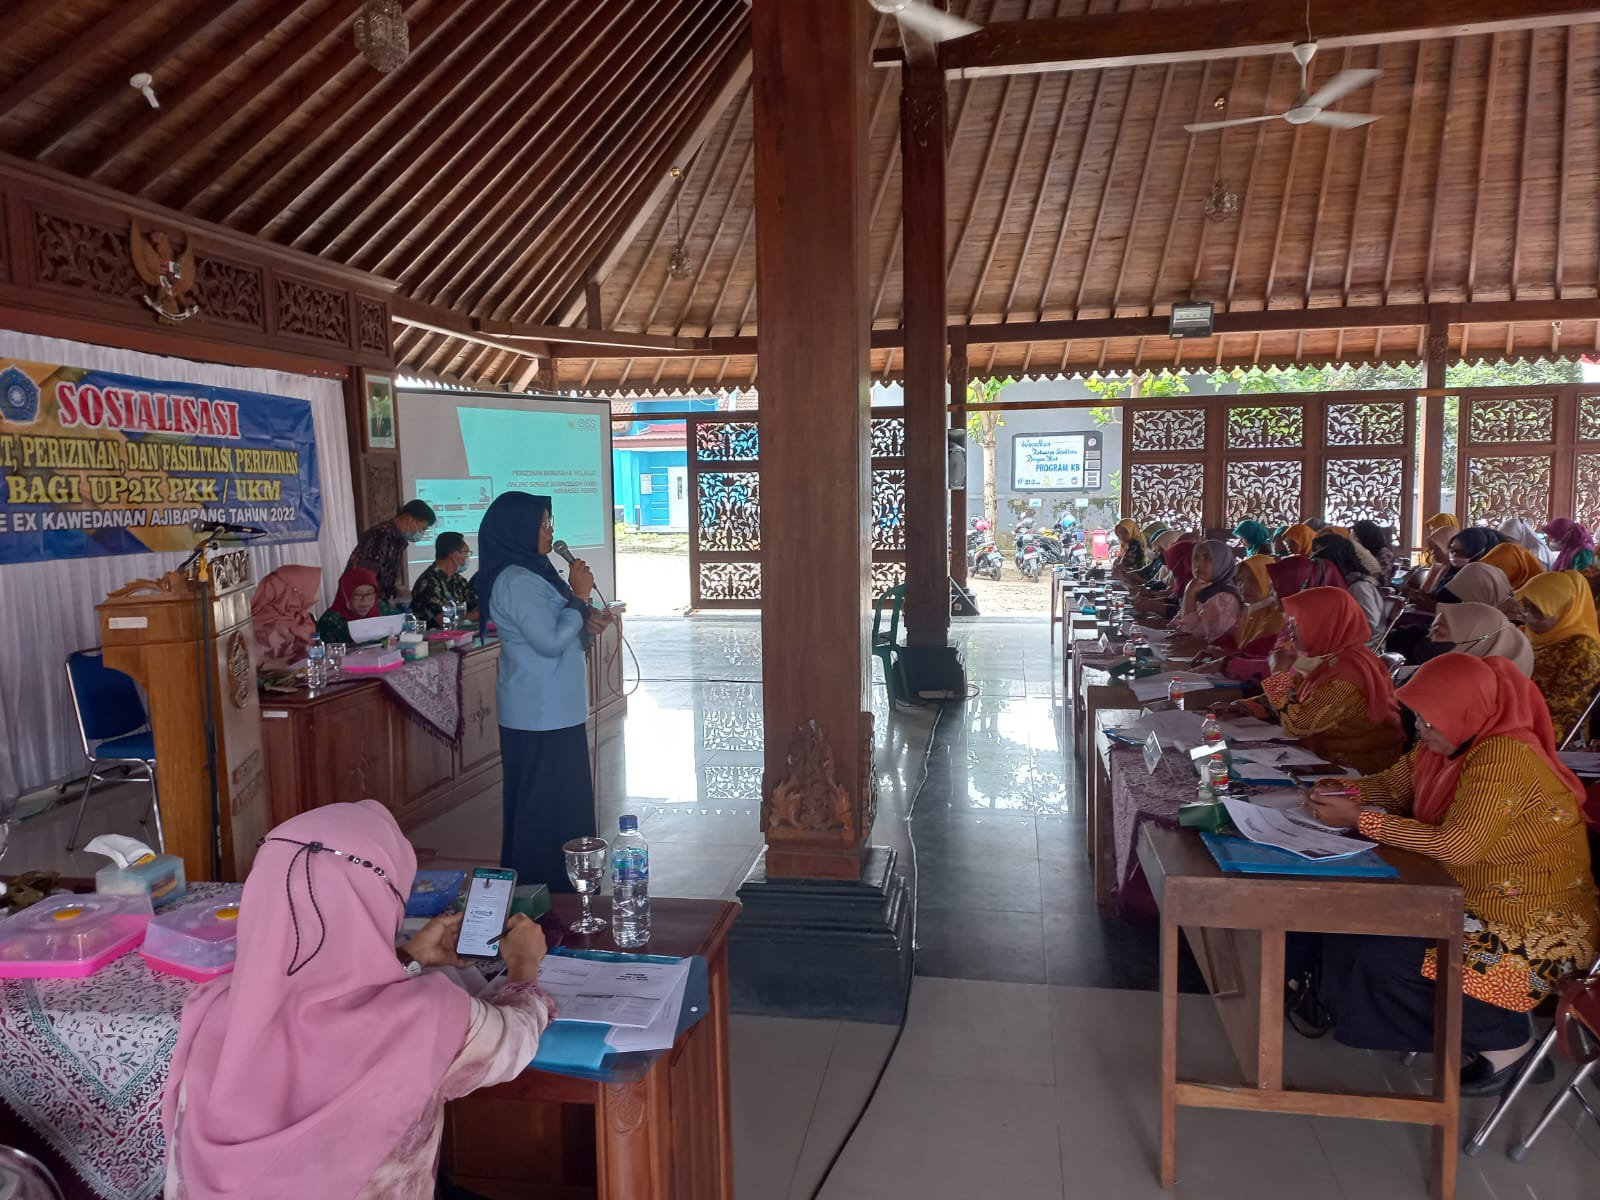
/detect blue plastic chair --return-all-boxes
[871,585,908,705]
[63,650,162,853]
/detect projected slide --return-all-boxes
[398,390,615,597]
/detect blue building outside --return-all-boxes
[612,398,718,530]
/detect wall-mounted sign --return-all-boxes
[1011,431,1104,492]
[1169,301,1215,339]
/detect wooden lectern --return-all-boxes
[96,548,270,881]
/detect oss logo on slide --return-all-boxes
[571,416,598,431]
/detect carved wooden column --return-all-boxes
[731,0,910,1024]
[1420,311,1450,537]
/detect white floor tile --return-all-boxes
[786,1068,880,1200]
[733,1061,825,1200]
[888,976,1054,1085]
[732,1015,840,1071]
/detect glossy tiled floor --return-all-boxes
[10,616,1599,1198]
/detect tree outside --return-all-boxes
[965,376,1013,532]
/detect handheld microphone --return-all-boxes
[550,539,575,565]
[190,518,267,537]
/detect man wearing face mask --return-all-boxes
[347,499,436,604]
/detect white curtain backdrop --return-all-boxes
[0,331,357,803]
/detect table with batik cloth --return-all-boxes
[1108,745,1186,917]
[0,883,232,1200]
[377,647,464,743]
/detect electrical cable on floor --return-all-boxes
[806,690,964,1199]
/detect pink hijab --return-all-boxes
[162,801,471,1199]
[250,564,321,668]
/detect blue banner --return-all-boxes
[0,359,321,564]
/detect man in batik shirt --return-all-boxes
[410,532,479,628]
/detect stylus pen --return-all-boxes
[485,925,513,947]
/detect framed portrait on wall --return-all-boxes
[364,372,396,450]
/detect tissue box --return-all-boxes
[140,888,243,981]
[96,853,186,909]
[510,883,551,921]
[0,892,154,978]
[344,646,403,673]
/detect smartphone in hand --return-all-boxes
[455,867,517,959]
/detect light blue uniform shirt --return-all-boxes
[490,564,588,731]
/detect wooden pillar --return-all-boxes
[1421,312,1449,534]
[900,65,951,647]
[751,0,872,882]
[949,329,970,585]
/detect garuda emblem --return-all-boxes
[131,221,199,324]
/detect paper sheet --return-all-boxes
[1559,751,1600,777]
[604,963,693,1053]
[1244,743,1337,768]
[1221,797,1376,860]
[1126,672,1239,703]
[537,956,689,1028]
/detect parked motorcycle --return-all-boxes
[974,539,1003,581]
[1015,531,1043,582]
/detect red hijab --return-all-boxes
[1165,539,1197,597]
[1267,555,1347,596]
[1398,653,1591,827]
[1281,587,1399,722]
[330,567,381,622]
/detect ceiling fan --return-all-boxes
[1184,42,1381,133]
[867,0,979,43]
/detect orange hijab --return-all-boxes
[1480,542,1543,590]
[1281,524,1316,556]
[1281,587,1400,722]
[1398,653,1588,826]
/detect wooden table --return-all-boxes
[443,895,739,1200]
[1137,823,1465,1199]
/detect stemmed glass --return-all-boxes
[563,836,609,933]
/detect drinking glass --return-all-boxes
[326,642,347,681]
[563,836,609,933]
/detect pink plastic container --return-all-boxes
[343,646,404,674]
[139,888,243,981]
[0,892,154,978]
[424,631,474,648]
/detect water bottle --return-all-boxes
[1167,677,1186,710]
[611,814,651,948]
[306,633,327,692]
[1200,713,1222,745]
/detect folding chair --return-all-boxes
[1505,969,1600,1161]
[871,585,909,706]
[63,649,162,853]
[1559,683,1600,750]
[1370,593,1408,653]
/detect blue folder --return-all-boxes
[528,950,710,1083]
[1199,832,1399,878]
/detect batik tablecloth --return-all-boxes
[1109,747,1187,917]
[0,883,231,1200]
[378,648,464,744]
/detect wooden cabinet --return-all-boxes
[260,643,502,831]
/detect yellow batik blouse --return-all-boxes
[1260,672,1406,776]
[1354,737,1600,1012]
[1528,635,1600,745]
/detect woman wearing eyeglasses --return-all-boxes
[1305,654,1599,1095]
[316,567,396,645]
[163,801,554,1198]
[1514,569,1600,745]
[1425,603,1533,676]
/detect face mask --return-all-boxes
[407,529,427,544]
[1292,654,1324,674]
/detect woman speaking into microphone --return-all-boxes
[476,492,610,890]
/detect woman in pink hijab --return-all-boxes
[249,564,322,669]
[162,800,555,1199]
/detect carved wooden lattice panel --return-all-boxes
[1128,461,1203,528]
[1324,459,1404,528]
[1131,408,1206,452]
[697,562,762,602]
[1465,455,1552,525]
[871,469,905,551]
[277,276,350,344]
[1467,396,1554,444]
[1225,460,1303,527]
[357,298,389,353]
[34,212,141,298]
[193,257,264,328]
[696,471,760,551]
[1580,397,1600,443]
[870,561,907,595]
[1326,401,1406,447]
[871,415,906,458]
[1227,405,1304,449]
[695,421,759,461]
[1575,453,1600,529]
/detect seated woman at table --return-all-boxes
[315,567,395,645]
[1433,560,1515,609]
[1514,569,1600,744]
[1426,602,1534,676]
[1501,516,1555,568]
[251,563,321,670]
[1231,519,1275,558]
[1481,540,1544,591]
[1305,653,1599,1094]
[1172,540,1242,643]
[1352,519,1399,581]
[1131,533,1194,619]
[1275,523,1317,557]
[1401,513,1461,598]
[1213,555,1283,682]
[1265,554,1346,599]
[1110,518,1148,581]
[1312,533,1384,639]
[1541,517,1596,573]
[162,800,555,1199]
[1259,587,1407,774]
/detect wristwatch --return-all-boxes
[397,946,424,978]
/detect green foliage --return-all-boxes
[964,376,1013,446]
[1211,360,1581,394]
[1083,371,1191,425]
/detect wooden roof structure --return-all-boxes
[3,0,1600,395]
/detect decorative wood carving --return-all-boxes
[859,710,877,842]
[604,1083,648,1134]
[193,256,265,328]
[365,456,400,522]
[531,356,557,393]
[902,86,943,152]
[227,632,252,709]
[358,297,389,354]
[277,275,350,344]
[764,720,851,837]
[130,221,199,323]
[0,194,7,283]
[35,212,141,298]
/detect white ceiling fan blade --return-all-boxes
[1183,114,1283,133]
[1310,110,1381,129]
[891,2,980,42]
[1304,68,1381,113]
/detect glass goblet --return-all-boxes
[563,836,609,933]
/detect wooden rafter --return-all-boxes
[1108,61,1177,314]
[1069,67,1141,322]
[0,0,159,126]
[1465,33,1503,299]
[1510,30,1539,298]
[1423,39,1462,298]
[1381,41,1431,302]
[1224,55,1283,307]
[1339,49,1380,303]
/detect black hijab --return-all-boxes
[474,492,574,623]
[1437,526,1507,588]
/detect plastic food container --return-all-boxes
[405,870,465,918]
[139,889,244,981]
[0,892,154,978]
[344,647,404,674]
